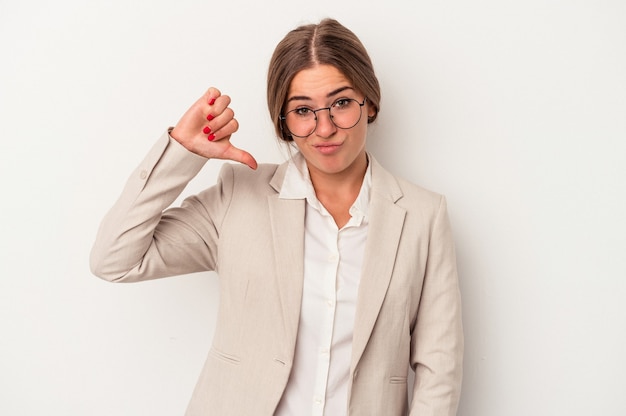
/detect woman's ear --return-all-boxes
[367,101,377,120]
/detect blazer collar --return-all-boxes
[269,153,398,200]
[269,161,289,193]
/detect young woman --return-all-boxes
[91,18,463,416]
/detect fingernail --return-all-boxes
[207,134,215,141]
[203,126,211,134]
[208,98,216,105]
[207,114,215,121]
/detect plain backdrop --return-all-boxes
[1,1,625,415]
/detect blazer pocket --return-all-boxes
[389,376,407,385]
[209,347,241,365]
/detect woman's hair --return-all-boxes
[267,18,381,142]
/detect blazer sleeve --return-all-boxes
[409,196,464,415]
[89,130,233,282]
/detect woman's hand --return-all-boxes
[170,87,258,169]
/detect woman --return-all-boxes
[90,18,463,415]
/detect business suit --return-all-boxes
[90,131,463,415]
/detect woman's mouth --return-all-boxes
[313,143,342,155]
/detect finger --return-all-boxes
[204,87,222,105]
[204,94,231,122]
[204,108,236,139]
[223,145,258,170]
[206,117,239,142]
[172,88,224,144]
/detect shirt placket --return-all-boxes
[311,226,340,415]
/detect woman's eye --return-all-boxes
[294,108,312,116]
[333,99,352,108]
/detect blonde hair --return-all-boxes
[267,18,381,142]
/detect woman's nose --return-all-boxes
[314,108,336,138]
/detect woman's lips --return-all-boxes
[313,142,342,155]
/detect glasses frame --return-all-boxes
[280,97,367,138]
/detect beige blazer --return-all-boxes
[90,132,463,415]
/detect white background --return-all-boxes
[1,1,625,415]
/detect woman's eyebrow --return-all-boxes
[326,86,354,98]
[286,86,355,103]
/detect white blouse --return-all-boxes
[274,152,371,416]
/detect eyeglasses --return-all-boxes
[280,98,367,138]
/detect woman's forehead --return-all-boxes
[287,65,354,100]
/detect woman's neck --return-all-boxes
[308,153,368,228]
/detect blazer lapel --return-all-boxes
[350,157,406,372]
[268,164,306,360]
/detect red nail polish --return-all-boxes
[209,98,216,105]
[203,126,211,134]
[208,134,215,141]
[207,114,215,121]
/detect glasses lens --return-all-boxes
[284,108,316,137]
[330,99,362,129]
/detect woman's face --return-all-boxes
[285,64,375,181]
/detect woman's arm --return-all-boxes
[90,132,212,282]
[409,196,464,415]
[90,88,256,282]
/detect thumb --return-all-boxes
[223,145,258,170]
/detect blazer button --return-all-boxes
[139,170,148,180]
